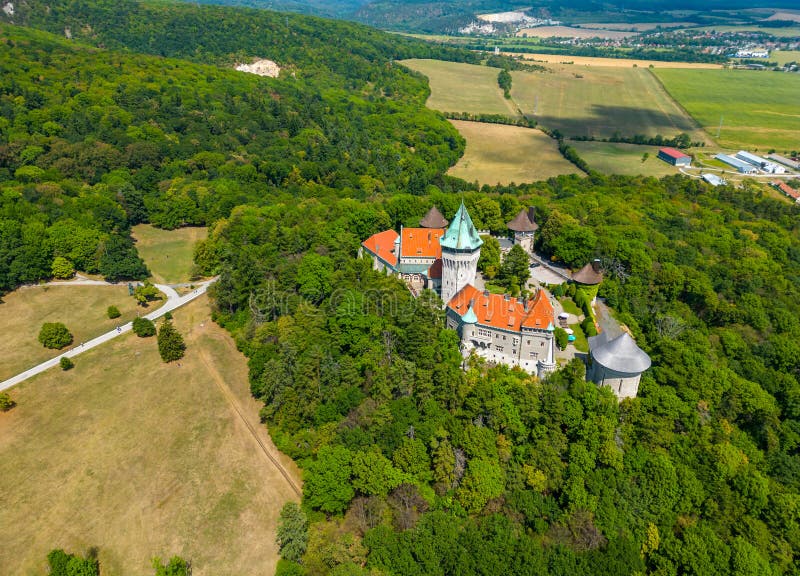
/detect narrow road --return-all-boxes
[0,278,217,392]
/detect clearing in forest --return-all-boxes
[132,224,208,285]
[0,296,300,576]
[654,68,800,150]
[571,141,683,177]
[510,65,708,143]
[0,285,142,381]
[447,120,578,184]
[401,59,520,117]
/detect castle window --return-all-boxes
[496,345,504,352]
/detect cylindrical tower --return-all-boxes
[440,202,483,305]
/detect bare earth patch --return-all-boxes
[235,59,281,78]
[0,296,300,576]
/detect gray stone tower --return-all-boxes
[440,202,483,306]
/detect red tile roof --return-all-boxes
[447,284,554,332]
[773,180,800,200]
[362,229,399,267]
[659,147,690,160]
[400,228,444,259]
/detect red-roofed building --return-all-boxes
[773,180,800,203]
[658,147,691,167]
[445,284,556,377]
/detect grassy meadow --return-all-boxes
[401,59,520,117]
[0,285,144,381]
[0,296,300,576]
[511,65,707,142]
[571,141,682,177]
[132,224,208,284]
[772,50,800,65]
[447,120,578,184]
[654,68,800,150]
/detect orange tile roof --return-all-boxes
[362,229,399,267]
[773,180,800,200]
[447,284,554,333]
[400,228,444,259]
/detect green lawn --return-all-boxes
[132,224,207,284]
[511,66,707,142]
[569,322,589,353]
[448,120,578,184]
[401,59,521,117]
[654,68,800,150]
[559,297,582,316]
[571,141,683,177]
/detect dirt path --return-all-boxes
[196,333,302,498]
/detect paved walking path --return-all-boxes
[0,278,217,392]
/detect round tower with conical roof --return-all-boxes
[440,202,483,306]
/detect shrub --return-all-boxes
[581,317,598,336]
[60,357,75,371]
[51,256,75,279]
[554,327,569,350]
[38,322,73,349]
[132,317,156,337]
[107,305,121,319]
[158,319,186,362]
[0,392,15,412]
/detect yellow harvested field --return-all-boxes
[0,284,145,381]
[505,52,724,69]
[402,59,519,117]
[516,26,636,39]
[0,296,301,576]
[765,11,800,22]
[447,120,578,184]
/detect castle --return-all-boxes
[360,203,650,398]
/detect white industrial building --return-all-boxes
[767,153,800,171]
[702,173,726,186]
[715,153,758,174]
[735,151,786,174]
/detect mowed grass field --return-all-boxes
[447,120,578,184]
[571,141,682,177]
[0,296,300,576]
[654,68,800,150]
[401,59,519,117]
[0,285,143,381]
[132,224,207,284]
[510,65,708,142]
[772,50,800,65]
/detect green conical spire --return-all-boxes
[439,201,483,251]
[461,304,478,324]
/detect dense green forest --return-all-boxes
[199,176,800,575]
[0,5,470,292]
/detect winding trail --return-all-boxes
[0,278,217,392]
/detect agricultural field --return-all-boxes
[0,296,300,576]
[570,141,682,177]
[132,224,208,285]
[654,68,800,150]
[689,25,800,37]
[578,22,697,31]
[510,65,708,142]
[772,49,800,65]
[509,53,722,69]
[516,26,636,39]
[0,285,143,381]
[401,59,519,117]
[447,120,578,184]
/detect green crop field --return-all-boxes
[0,297,300,575]
[401,59,520,117]
[132,224,208,284]
[772,50,800,65]
[571,141,683,177]
[511,66,708,142]
[447,120,578,184]
[654,68,800,150]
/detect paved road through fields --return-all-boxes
[0,278,217,392]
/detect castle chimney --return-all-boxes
[528,206,536,225]
[592,259,601,273]
[469,298,475,308]
[483,289,490,297]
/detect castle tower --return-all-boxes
[506,206,538,255]
[537,322,557,379]
[440,202,483,305]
